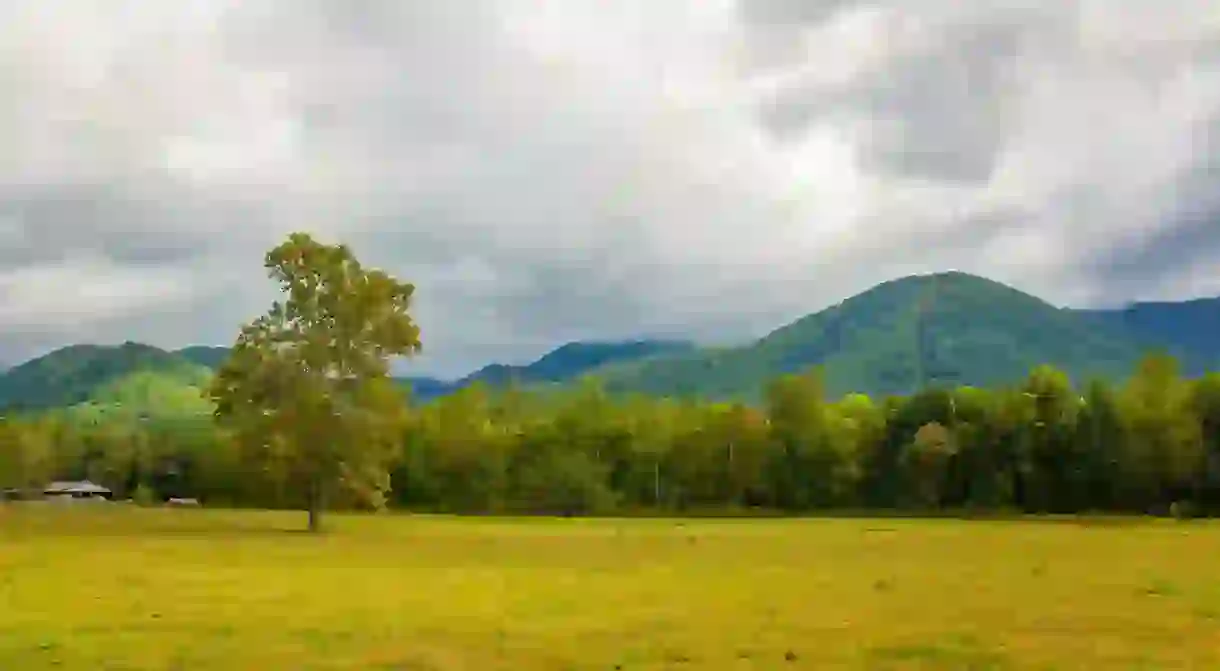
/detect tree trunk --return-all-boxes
[653,460,661,506]
[307,477,325,533]
[308,499,321,533]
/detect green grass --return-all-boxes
[2,506,1219,669]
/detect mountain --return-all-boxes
[397,376,454,402]
[400,340,696,401]
[457,340,694,385]
[0,273,1214,409]
[60,368,215,423]
[1072,297,1220,375]
[593,272,1212,400]
[0,339,696,410]
[174,346,232,369]
[0,342,212,414]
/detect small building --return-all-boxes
[43,480,112,501]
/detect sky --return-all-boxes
[1,1,1219,378]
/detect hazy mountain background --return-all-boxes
[0,272,1216,418]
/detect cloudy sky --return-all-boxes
[2,1,1219,377]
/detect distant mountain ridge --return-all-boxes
[174,346,232,369]
[0,342,211,413]
[394,340,696,401]
[0,339,697,412]
[0,272,1216,411]
[593,272,1220,400]
[1072,298,1220,374]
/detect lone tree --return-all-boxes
[208,233,421,532]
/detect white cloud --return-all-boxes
[0,0,1217,375]
[0,251,193,327]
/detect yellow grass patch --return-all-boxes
[2,506,1219,669]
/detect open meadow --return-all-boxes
[2,506,1220,670]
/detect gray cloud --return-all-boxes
[755,6,1061,183]
[0,1,1218,376]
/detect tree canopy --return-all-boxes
[207,233,421,531]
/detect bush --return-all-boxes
[509,448,620,516]
[132,484,158,507]
[1169,500,1198,520]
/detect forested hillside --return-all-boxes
[174,346,232,369]
[0,339,694,412]
[1073,297,1220,374]
[400,339,695,401]
[595,272,1213,400]
[1,273,1217,411]
[0,342,212,413]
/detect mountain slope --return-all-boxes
[1072,298,1220,375]
[132,340,698,404]
[0,342,213,412]
[174,346,232,369]
[0,274,1213,409]
[595,272,1164,400]
[400,340,696,401]
[457,340,693,386]
[58,368,214,423]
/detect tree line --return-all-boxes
[1,233,1218,529]
[3,355,1219,517]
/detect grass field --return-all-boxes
[2,507,1219,670]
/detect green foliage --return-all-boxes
[1,349,1218,518]
[903,422,957,507]
[0,419,52,491]
[208,232,421,531]
[89,369,212,417]
[1118,353,1205,506]
[132,483,158,506]
[509,444,619,515]
[764,368,854,508]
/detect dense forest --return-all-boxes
[2,352,1219,517]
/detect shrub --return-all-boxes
[132,484,158,507]
[1169,500,1198,520]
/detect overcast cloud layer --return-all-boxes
[1,1,1219,376]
